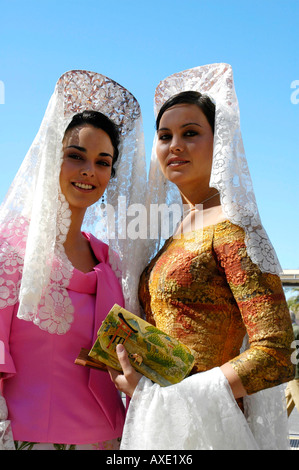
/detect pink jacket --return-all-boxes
[0,233,126,444]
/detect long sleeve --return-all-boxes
[213,222,294,395]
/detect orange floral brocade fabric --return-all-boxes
[139,220,294,395]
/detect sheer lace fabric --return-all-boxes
[121,372,289,450]
[0,70,147,334]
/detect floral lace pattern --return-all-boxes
[0,217,27,310]
[59,70,141,135]
[0,197,75,335]
[145,63,282,275]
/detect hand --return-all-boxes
[108,344,142,398]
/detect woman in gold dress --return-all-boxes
[109,64,294,450]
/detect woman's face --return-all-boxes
[60,125,114,213]
[156,103,214,197]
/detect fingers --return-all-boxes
[107,366,121,382]
[107,344,132,380]
[115,344,133,375]
[108,344,142,397]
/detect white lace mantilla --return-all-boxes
[0,70,147,334]
[146,63,281,275]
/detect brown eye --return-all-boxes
[66,153,82,160]
[97,160,111,167]
[185,130,198,137]
[158,133,171,141]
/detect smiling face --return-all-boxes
[60,125,114,214]
[156,103,214,202]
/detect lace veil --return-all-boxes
[0,70,147,335]
[145,63,282,275]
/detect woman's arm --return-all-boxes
[220,362,247,398]
[109,344,248,400]
[213,222,294,395]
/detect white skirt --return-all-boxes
[120,368,289,450]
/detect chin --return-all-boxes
[164,172,188,187]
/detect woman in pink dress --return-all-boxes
[0,70,146,450]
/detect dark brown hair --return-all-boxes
[64,110,120,177]
[156,91,215,134]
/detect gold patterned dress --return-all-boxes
[139,220,294,396]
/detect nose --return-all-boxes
[80,162,95,177]
[169,136,184,153]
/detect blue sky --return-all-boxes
[0,0,298,269]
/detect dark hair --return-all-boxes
[64,110,120,177]
[156,91,215,134]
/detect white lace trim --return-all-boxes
[0,199,75,335]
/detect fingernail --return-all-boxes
[116,344,125,354]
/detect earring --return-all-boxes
[100,193,106,210]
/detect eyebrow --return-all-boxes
[158,122,203,131]
[66,145,113,158]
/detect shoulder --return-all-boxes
[213,219,246,245]
[201,205,246,244]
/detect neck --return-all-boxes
[62,207,99,272]
[64,207,86,249]
[180,188,220,209]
